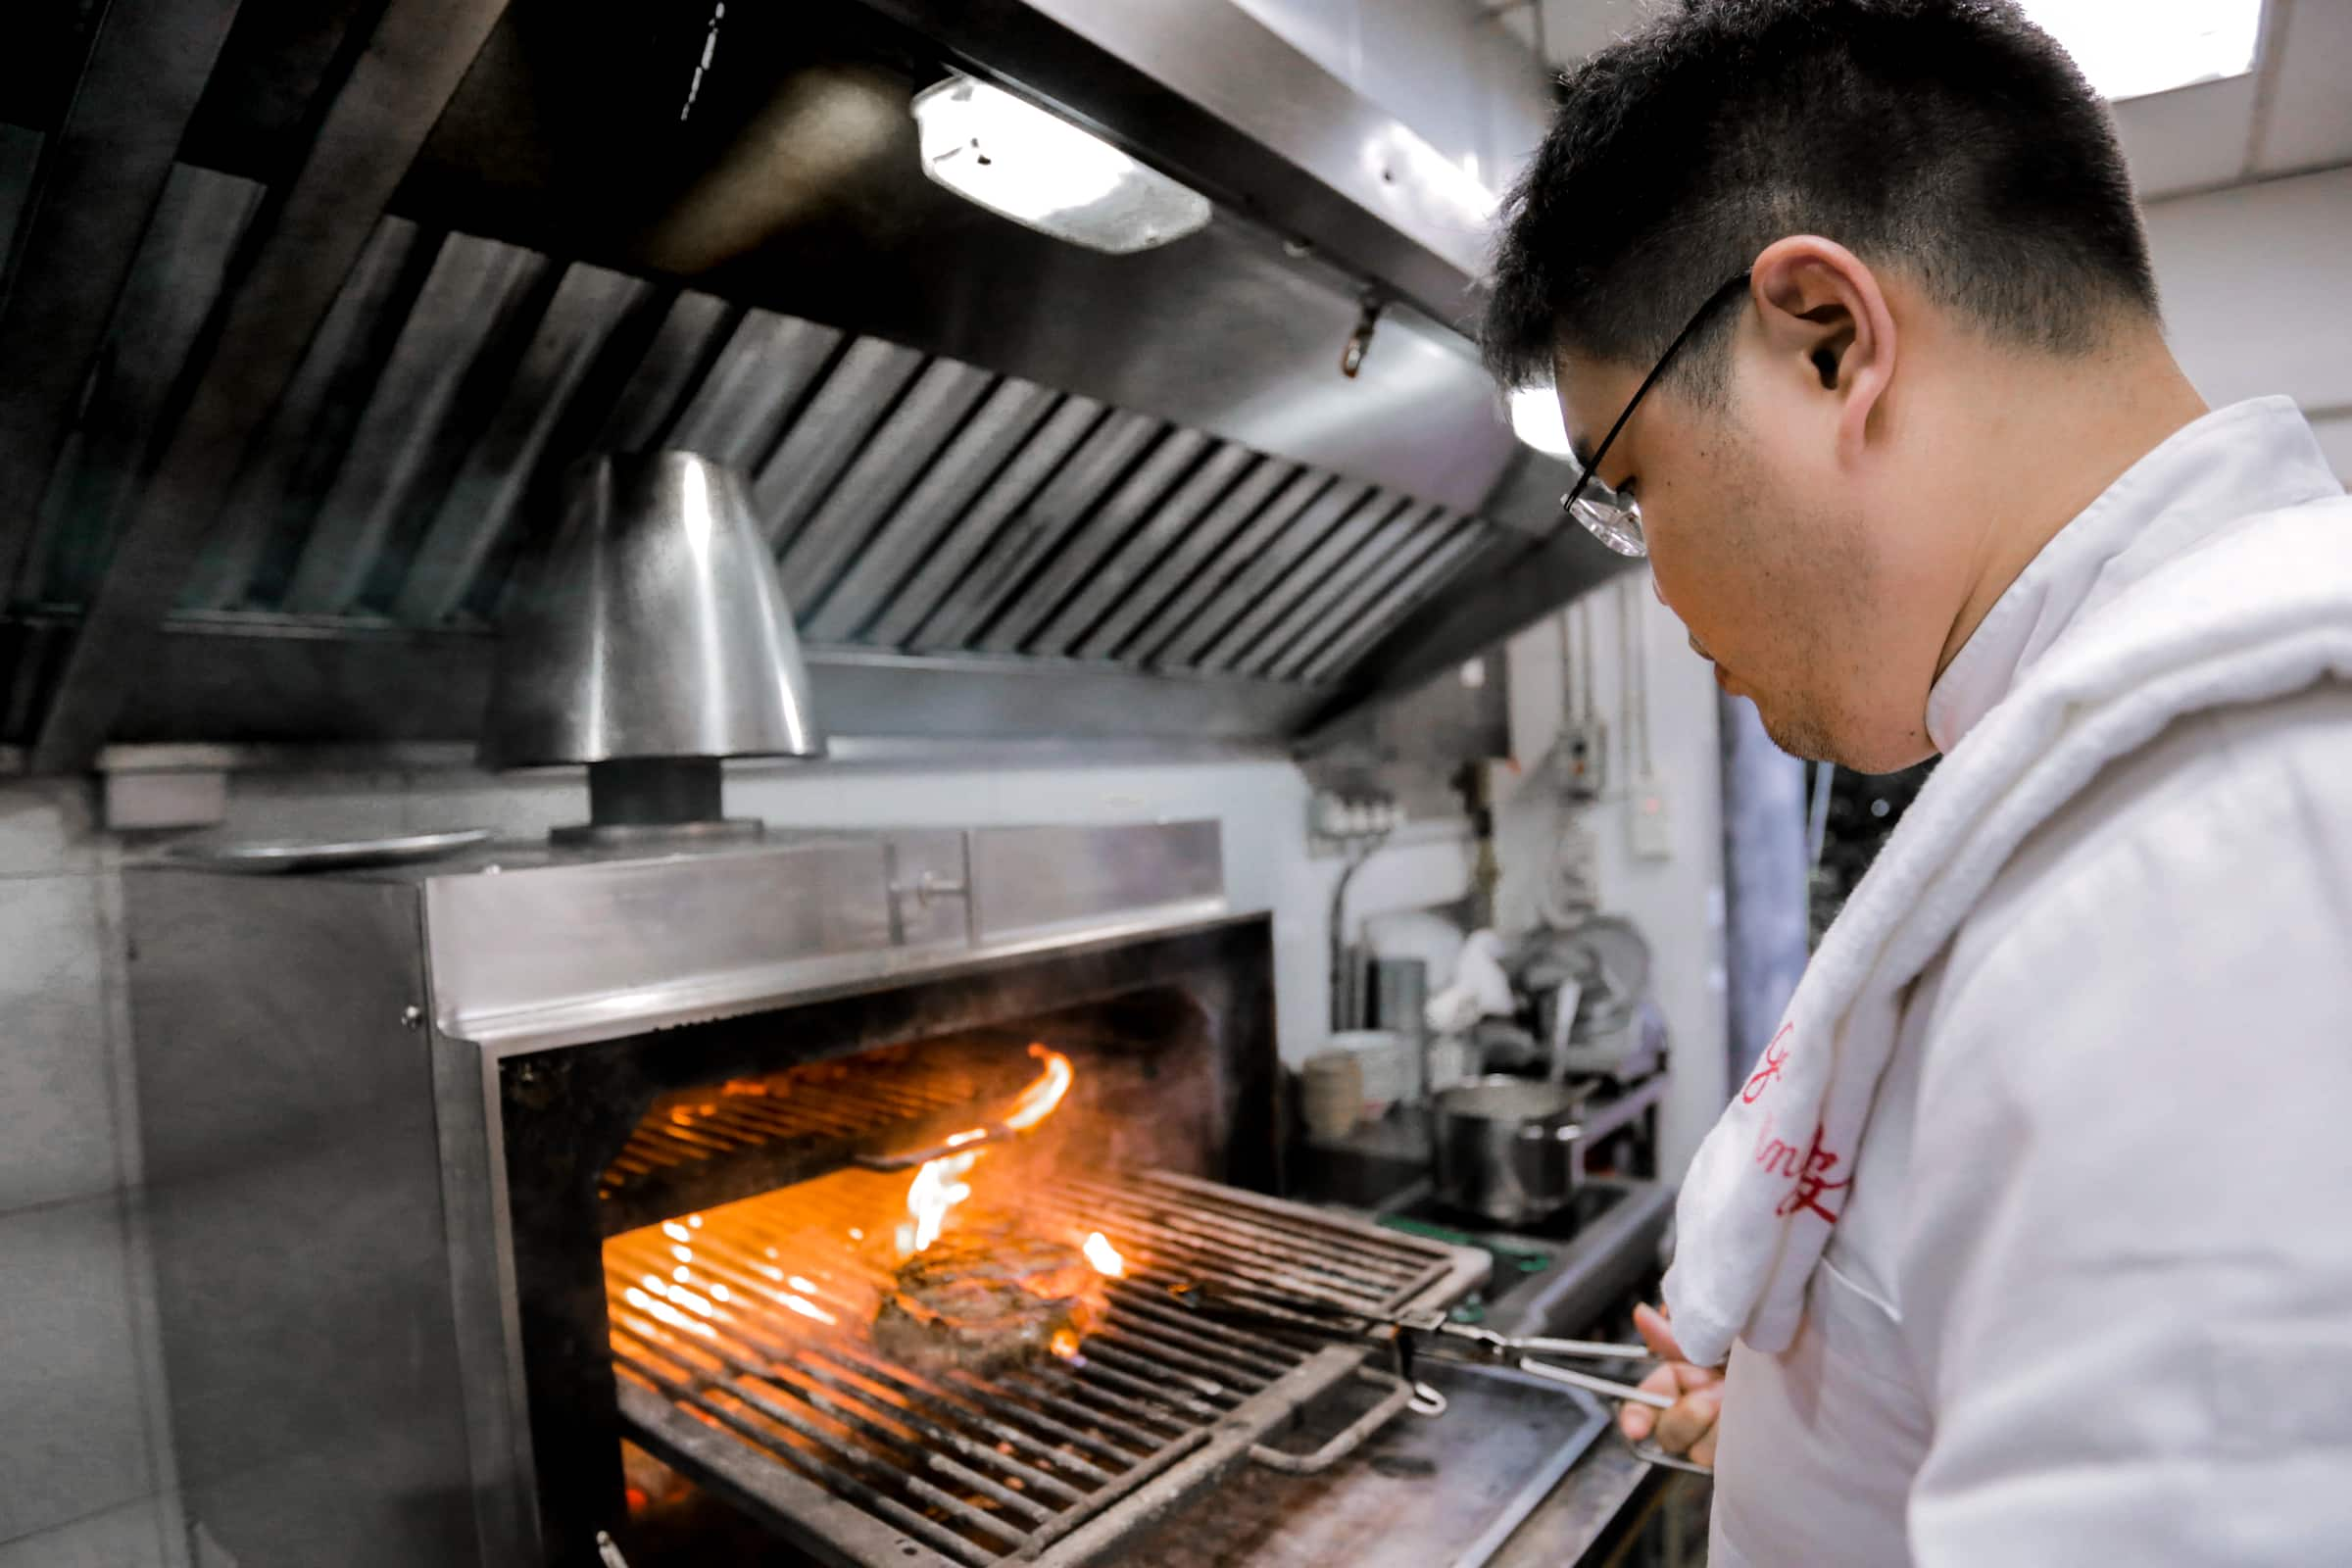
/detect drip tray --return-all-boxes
[1120,1359,1608,1568]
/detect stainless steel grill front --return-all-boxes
[606,1169,1485,1567]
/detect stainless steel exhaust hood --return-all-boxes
[0,0,1630,772]
[484,450,826,841]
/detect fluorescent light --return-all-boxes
[1509,385,1576,459]
[2020,0,2262,101]
[911,75,1211,255]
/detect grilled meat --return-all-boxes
[872,1222,1104,1374]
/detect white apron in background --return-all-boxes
[1698,398,2352,1565]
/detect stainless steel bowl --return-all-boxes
[1431,1077,1586,1226]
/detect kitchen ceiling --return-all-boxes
[1509,0,2352,202]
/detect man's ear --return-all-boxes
[1748,235,1897,464]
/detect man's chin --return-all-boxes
[1753,700,1839,765]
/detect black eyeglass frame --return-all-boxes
[1557,270,1754,556]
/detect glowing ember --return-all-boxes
[1049,1327,1083,1359]
[622,1286,713,1339]
[783,1293,837,1325]
[1082,1231,1124,1277]
[1003,1045,1074,1131]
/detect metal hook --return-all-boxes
[1340,295,1383,378]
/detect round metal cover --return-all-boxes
[163,827,491,873]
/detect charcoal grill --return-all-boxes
[130,818,1512,1567]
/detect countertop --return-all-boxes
[1492,1433,1673,1566]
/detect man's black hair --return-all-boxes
[1482,0,2159,397]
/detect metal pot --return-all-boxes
[1431,1077,1586,1226]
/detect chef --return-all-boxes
[1480,1,2352,1562]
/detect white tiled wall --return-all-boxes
[1498,583,1734,1177]
[0,783,176,1566]
[0,753,1478,1562]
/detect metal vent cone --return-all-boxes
[482,451,826,772]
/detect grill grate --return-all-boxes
[606,1168,1480,1567]
[597,1040,1044,1236]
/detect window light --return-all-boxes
[2020,0,2263,102]
[910,74,1211,255]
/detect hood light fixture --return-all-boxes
[911,74,1211,255]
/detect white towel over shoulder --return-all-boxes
[1664,475,2352,1369]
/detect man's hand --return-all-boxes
[1619,1301,1725,1466]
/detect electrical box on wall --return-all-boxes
[1311,790,1405,845]
[1629,778,1672,860]
[1300,645,1510,837]
[1555,718,1606,804]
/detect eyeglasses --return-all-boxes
[1558,271,1752,558]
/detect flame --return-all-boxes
[1003,1045,1074,1131]
[904,1149,979,1253]
[899,1046,1076,1256]
[1049,1328,1083,1359]
[1082,1231,1124,1277]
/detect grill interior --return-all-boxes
[598,1038,1043,1237]
[604,1167,1479,1568]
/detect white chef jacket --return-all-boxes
[1708,397,2352,1566]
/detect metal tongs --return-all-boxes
[1168,1281,1674,1412]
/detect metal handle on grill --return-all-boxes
[1247,1366,1418,1476]
[889,870,969,906]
